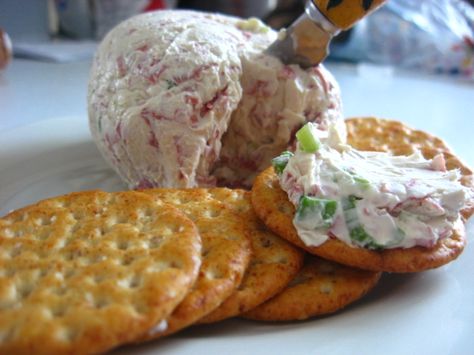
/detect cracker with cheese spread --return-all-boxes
[251,118,473,272]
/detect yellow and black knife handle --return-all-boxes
[312,0,386,30]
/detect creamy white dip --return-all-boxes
[277,123,468,249]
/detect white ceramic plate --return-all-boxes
[1,118,473,355]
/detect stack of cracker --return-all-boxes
[0,118,472,353]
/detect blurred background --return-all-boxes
[0,0,473,77]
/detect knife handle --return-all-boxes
[311,0,386,30]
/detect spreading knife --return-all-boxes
[267,0,386,68]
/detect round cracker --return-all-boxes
[139,189,252,339]
[252,116,474,273]
[243,255,381,321]
[0,191,201,355]
[198,188,304,323]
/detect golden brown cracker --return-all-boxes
[346,117,451,155]
[251,118,473,272]
[0,190,201,355]
[198,188,304,323]
[243,256,381,321]
[140,189,252,338]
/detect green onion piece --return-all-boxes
[271,151,294,175]
[353,176,370,188]
[321,200,338,220]
[344,168,370,189]
[295,124,320,153]
[349,226,382,250]
[342,196,382,250]
[296,196,338,228]
[342,195,361,210]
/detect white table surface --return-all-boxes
[1,59,473,167]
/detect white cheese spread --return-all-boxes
[277,123,469,249]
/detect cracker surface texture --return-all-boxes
[139,188,252,339]
[244,256,381,321]
[199,189,304,323]
[0,191,201,354]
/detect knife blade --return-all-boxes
[267,0,386,68]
